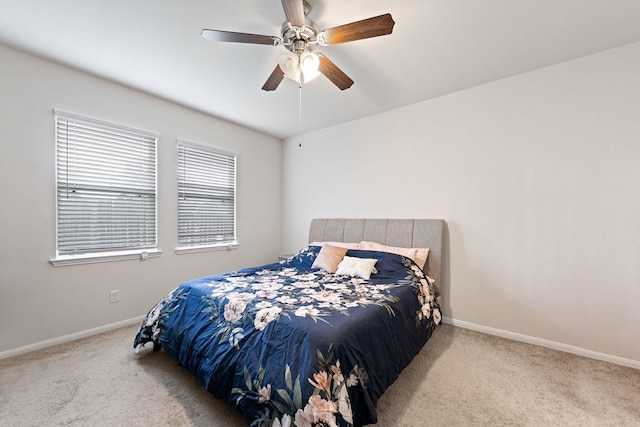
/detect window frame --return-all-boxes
[175,139,238,254]
[50,109,160,266]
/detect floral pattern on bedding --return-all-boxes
[198,267,407,350]
[134,245,441,427]
[233,345,368,427]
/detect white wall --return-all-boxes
[282,42,640,363]
[0,44,282,354]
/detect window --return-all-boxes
[177,140,237,251]
[52,110,158,265]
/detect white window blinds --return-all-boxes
[55,110,158,256]
[177,141,236,248]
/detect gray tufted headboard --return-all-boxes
[308,218,445,296]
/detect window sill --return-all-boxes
[175,242,239,255]
[50,249,162,267]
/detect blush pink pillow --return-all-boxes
[311,244,348,273]
[359,241,429,269]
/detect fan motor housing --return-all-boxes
[281,21,319,52]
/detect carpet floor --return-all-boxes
[1,324,638,426]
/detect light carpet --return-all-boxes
[1,324,638,426]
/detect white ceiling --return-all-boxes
[2,0,640,139]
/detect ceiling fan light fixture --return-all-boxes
[278,53,301,83]
[278,52,320,85]
[300,52,319,73]
[201,1,395,91]
[300,52,320,82]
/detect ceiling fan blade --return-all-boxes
[281,0,306,26]
[201,29,280,46]
[321,13,395,45]
[262,64,285,91]
[317,54,354,90]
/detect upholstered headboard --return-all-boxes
[308,218,445,295]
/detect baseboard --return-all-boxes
[0,316,145,360]
[442,317,640,370]
[4,315,638,369]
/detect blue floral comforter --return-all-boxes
[134,245,441,427]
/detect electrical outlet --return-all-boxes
[109,290,120,303]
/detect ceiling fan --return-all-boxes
[201,0,395,91]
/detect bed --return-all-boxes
[134,218,445,427]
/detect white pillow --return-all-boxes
[335,256,378,280]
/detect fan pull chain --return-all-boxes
[299,85,303,130]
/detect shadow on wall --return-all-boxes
[441,221,615,363]
[441,220,452,320]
